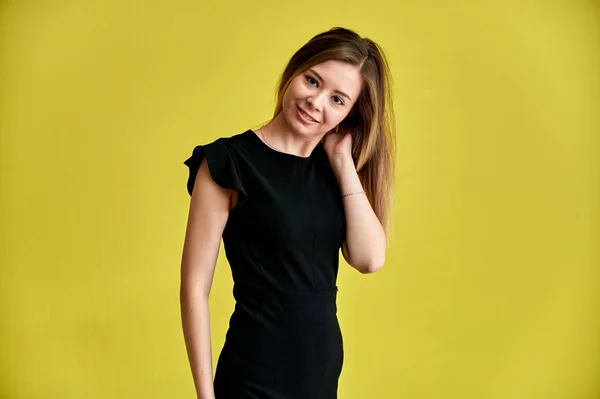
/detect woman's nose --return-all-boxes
[308,93,325,110]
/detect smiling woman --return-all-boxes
[180,27,395,399]
[283,61,362,129]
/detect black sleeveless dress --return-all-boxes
[184,129,346,398]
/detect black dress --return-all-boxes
[184,129,346,398]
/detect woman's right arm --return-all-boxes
[180,157,233,399]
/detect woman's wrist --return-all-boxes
[330,154,364,196]
[342,190,365,198]
[329,153,355,176]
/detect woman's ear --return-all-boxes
[340,112,361,131]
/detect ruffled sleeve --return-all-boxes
[183,139,247,209]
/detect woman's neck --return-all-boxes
[260,113,322,158]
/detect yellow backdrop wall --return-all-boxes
[1,1,598,398]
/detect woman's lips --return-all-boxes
[296,105,319,123]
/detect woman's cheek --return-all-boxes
[332,111,345,126]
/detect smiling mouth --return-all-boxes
[297,105,319,123]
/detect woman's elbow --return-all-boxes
[358,255,385,274]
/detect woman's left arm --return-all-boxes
[326,132,387,274]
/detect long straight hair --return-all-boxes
[272,27,396,235]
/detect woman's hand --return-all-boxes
[323,127,353,164]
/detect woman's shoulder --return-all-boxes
[202,129,257,155]
[211,129,254,145]
[185,129,256,167]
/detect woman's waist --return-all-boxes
[232,283,339,323]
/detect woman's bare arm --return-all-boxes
[180,157,234,399]
[331,155,387,274]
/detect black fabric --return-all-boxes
[183,138,248,209]
[184,129,346,398]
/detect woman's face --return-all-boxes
[281,59,362,139]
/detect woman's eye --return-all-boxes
[333,96,344,106]
[306,76,318,86]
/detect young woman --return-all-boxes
[180,27,395,399]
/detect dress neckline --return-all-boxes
[247,129,320,161]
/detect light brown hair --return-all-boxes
[273,27,396,234]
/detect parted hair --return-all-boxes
[273,27,396,235]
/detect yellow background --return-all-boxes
[1,1,598,398]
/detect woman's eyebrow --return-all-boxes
[308,68,352,102]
